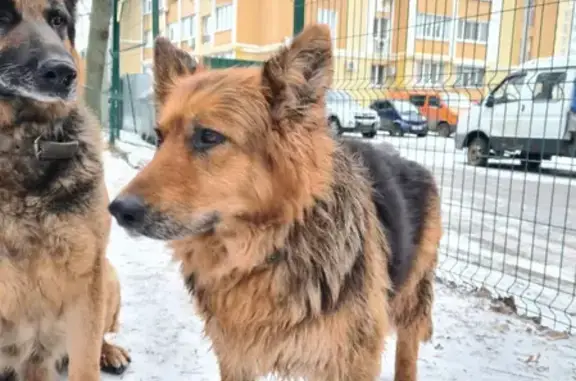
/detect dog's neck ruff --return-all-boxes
[0,121,79,161]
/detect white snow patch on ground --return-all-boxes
[97,132,576,380]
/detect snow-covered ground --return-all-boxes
[97,131,576,380]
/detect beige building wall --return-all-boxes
[117,0,565,105]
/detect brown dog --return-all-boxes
[0,0,129,380]
[109,24,441,381]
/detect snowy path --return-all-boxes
[98,140,576,381]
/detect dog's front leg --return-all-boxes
[65,267,105,381]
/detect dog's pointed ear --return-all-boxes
[153,36,199,106]
[261,24,333,123]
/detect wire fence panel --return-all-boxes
[111,0,576,332]
[298,0,576,333]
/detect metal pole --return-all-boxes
[109,0,120,146]
[152,0,160,38]
[293,0,305,36]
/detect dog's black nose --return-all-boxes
[108,195,147,228]
[37,59,77,90]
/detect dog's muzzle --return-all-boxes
[108,195,147,230]
[108,195,221,240]
[36,59,78,97]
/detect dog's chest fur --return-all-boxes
[0,219,95,374]
[0,102,106,372]
[174,147,390,378]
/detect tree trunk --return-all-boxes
[84,0,112,122]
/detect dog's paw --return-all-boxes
[100,341,131,375]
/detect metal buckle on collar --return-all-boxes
[33,135,80,161]
[33,136,43,160]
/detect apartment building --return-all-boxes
[117,0,295,75]
[555,0,576,57]
[117,0,565,102]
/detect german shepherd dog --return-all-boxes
[109,24,441,380]
[0,0,130,380]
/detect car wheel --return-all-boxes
[467,136,489,167]
[437,122,451,137]
[329,118,342,136]
[394,123,405,137]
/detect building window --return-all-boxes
[416,13,451,40]
[455,65,485,87]
[457,19,489,43]
[317,8,338,39]
[370,64,386,86]
[373,17,389,40]
[182,15,196,40]
[143,0,151,14]
[525,36,533,61]
[415,62,444,84]
[168,22,180,42]
[202,15,212,43]
[376,0,391,12]
[215,4,233,32]
[373,17,389,53]
[527,0,535,27]
[144,30,152,48]
[142,0,164,15]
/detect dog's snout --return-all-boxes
[108,195,147,228]
[37,59,77,91]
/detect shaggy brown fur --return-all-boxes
[109,24,441,381]
[0,1,130,380]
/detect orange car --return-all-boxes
[384,91,464,137]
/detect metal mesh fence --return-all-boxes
[296,0,576,333]
[108,0,576,332]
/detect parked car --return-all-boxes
[455,55,576,169]
[325,89,379,138]
[384,90,460,137]
[370,99,428,137]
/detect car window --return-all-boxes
[533,71,567,102]
[491,73,526,104]
[409,95,427,107]
[391,100,420,114]
[380,101,392,110]
[428,96,441,107]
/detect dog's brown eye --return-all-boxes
[191,127,226,152]
[154,128,164,147]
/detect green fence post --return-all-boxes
[293,0,305,36]
[109,0,120,146]
[152,0,160,38]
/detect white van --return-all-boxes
[455,55,576,169]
